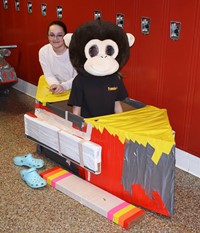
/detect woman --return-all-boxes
[39,21,77,94]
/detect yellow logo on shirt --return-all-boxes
[108,86,118,91]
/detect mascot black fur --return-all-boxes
[64,20,135,118]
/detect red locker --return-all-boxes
[150,1,200,156]
[182,2,200,156]
[1,0,200,158]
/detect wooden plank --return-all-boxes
[41,167,145,229]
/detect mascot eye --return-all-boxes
[84,39,119,59]
[89,45,99,57]
[106,45,114,56]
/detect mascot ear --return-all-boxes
[63,33,73,47]
[127,33,135,47]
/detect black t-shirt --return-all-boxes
[68,73,128,118]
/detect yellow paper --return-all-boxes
[85,105,175,165]
[35,75,71,105]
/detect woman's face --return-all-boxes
[48,24,65,49]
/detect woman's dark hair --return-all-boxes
[47,21,67,34]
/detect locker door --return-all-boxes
[182,2,200,157]
[118,0,167,105]
[61,0,115,31]
[161,0,199,151]
[24,0,53,84]
[114,1,138,98]
[188,58,200,157]
[0,0,19,68]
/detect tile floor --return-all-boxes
[0,88,199,233]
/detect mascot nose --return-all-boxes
[100,55,107,58]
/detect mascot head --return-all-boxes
[64,20,135,76]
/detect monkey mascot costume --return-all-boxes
[64,20,135,118]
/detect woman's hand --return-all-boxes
[49,84,65,94]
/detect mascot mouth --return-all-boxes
[84,57,119,76]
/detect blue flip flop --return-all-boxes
[13,153,44,168]
[20,167,47,189]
